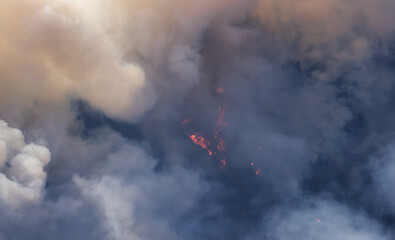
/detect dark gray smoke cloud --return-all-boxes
[2,0,395,239]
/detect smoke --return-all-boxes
[0,120,50,208]
[1,0,395,239]
[73,143,208,240]
[249,198,391,240]
[0,0,152,121]
[369,144,395,217]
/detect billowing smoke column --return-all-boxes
[2,0,395,239]
[0,120,50,208]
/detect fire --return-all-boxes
[189,134,209,149]
[220,159,226,168]
[185,84,258,173]
[217,107,228,128]
[214,131,227,152]
[189,132,226,164]
[185,88,229,170]
[185,87,262,174]
[217,87,224,94]
[217,138,226,152]
[255,169,261,175]
[250,162,262,176]
[189,134,213,156]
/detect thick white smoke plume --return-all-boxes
[0,120,50,208]
[2,0,395,239]
[0,0,151,121]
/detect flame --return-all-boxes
[255,169,261,175]
[185,84,263,174]
[186,88,263,173]
[219,159,227,169]
[189,134,213,156]
[188,132,227,168]
[185,86,228,170]
[217,139,226,152]
[215,132,227,152]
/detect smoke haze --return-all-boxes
[1,0,395,239]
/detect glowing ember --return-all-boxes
[217,107,228,128]
[183,85,263,174]
[220,159,226,168]
[182,119,191,125]
[255,169,261,175]
[215,133,227,152]
[189,134,213,155]
[217,87,224,94]
[183,86,232,171]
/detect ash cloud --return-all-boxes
[1,0,395,239]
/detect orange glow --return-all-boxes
[217,87,224,94]
[182,119,191,125]
[183,85,231,171]
[190,134,209,148]
[215,134,227,152]
[217,107,228,128]
[255,169,261,175]
[220,159,226,168]
[317,219,321,223]
[189,134,213,155]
